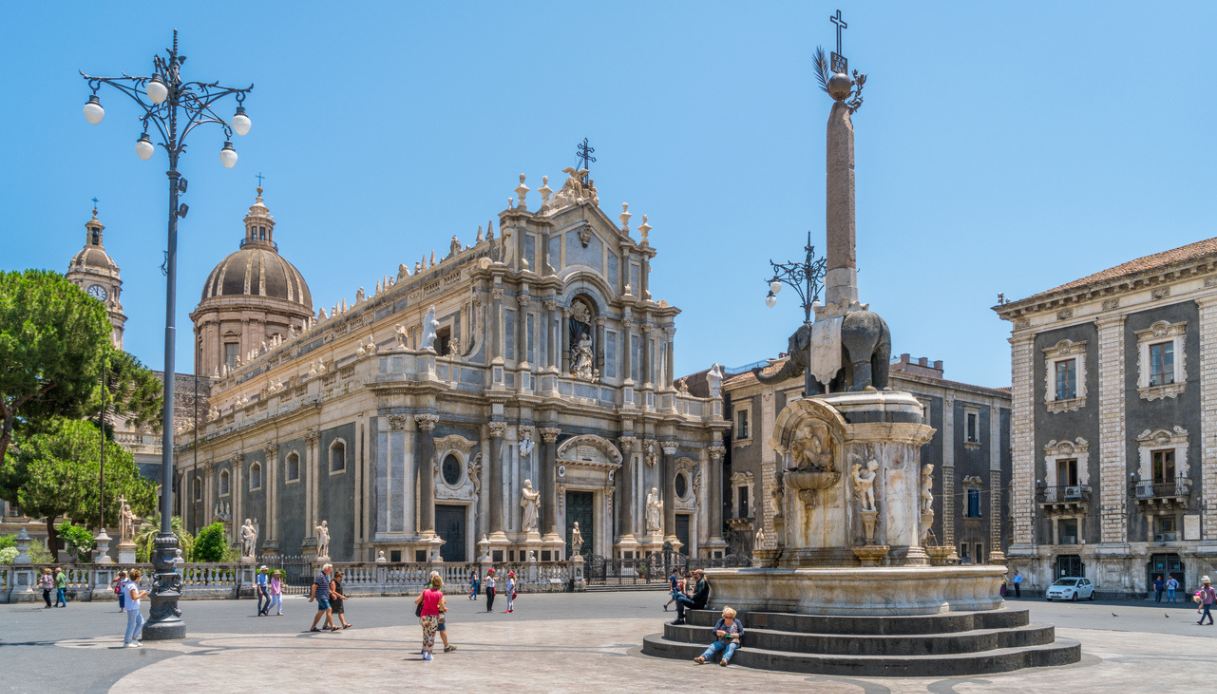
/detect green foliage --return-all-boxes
[192,522,231,562]
[0,547,16,564]
[95,348,163,435]
[134,513,194,563]
[55,521,94,561]
[0,270,112,471]
[0,534,14,551]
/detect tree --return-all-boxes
[0,418,156,555]
[134,513,194,563]
[95,349,163,436]
[193,522,232,562]
[0,270,111,468]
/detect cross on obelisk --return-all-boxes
[830,9,848,74]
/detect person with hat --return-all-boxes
[256,565,271,616]
[484,567,497,612]
[1195,576,1216,625]
[269,569,284,616]
[504,570,517,614]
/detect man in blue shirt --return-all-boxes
[308,564,336,632]
[256,566,271,616]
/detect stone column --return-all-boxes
[617,436,638,540]
[1096,315,1128,547]
[641,325,653,386]
[824,99,858,309]
[233,453,245,545]
[665,332,676,389]
[560,307,570,374]
[595,317,606,377]
[305,430,321,538]
[540,427,561,537]
[517,293,530,365]
[661,441,678,546]
[706,444,727,552]
[415,414,439,535]
[264,444,278,545]
[987,403,1006,563]
[1200,296,1217,545]
[622,319,635,382]
[1008,331,1036,553]
[544,300,557,370]
[487,421,507,535]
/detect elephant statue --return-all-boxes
[754,308,891,394]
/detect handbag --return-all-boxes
[415,602,423,618]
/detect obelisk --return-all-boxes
[824,76,857,312]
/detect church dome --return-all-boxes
[198,187,312,309]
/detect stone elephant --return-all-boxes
[754,309,891,394]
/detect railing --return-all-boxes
[1038,485,1092,503]
[1135,477,1192,500]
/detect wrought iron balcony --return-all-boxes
[1038,484,1092,504]
[1135,477,1192,501]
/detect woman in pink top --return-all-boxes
[269,570,284,616]
[413,573,446,662]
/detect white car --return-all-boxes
[1045,576,1095,601]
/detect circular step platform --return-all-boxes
[641,608,1080,677]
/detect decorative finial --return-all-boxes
[476,224,484,243]
[486,220,495,241]
[539,175,552,205]
[814,10,866,112]
[619,202,632,232]
[91,196,99,217]
[515,173,530,210]
[639,215,652,246]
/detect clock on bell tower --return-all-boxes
[66,203,126,349]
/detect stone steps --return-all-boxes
[584,583,669,592]
[686,607,1029,635]
[641,632,1081,677]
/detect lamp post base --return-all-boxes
[141,532,185,640]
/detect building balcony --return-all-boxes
[1037,484,1091,513]
[1134,477,1192,510]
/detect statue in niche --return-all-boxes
[921,464,935,515]
[572,334,596,381]
[570,521,584,556]
[316,520,331,559]
[519,430,535,457]
[520,479,541,532]
[568,300,598,382]
[645,487,663,533]
[789,423,834,472]
[851,458,879,512]
[240,518,257,558]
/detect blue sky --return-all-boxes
[3,1,1215,388]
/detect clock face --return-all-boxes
[87,284,108,301]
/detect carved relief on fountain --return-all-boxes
[772,398,845,512]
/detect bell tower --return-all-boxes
[66,202,126,349]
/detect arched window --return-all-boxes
[219,469,231,497]
[285,452,300,482]
[441,453,462,486]
[249,462,263,491]
[329,440,347,473]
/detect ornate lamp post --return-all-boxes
[764,231,827,323]
[81,30,253,640]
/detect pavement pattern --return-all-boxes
[2,592,1214,693]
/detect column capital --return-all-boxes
[304,429,321,443]
[386,415,409,432]
[491,287,505,300]
[707,444,726,461]
[263,443,277,459]
[518,293,532,307]
[618,435,638,450]
[233,452,246,464]
[415,414,439,431]
[661,441,678,456]
[543,299,557,311]
[540,426,561,443]
[488,421,507,438]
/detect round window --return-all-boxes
[675,472,688,499]
[441,454,462,486]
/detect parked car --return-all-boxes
[1045,577,1095,601]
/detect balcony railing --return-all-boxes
[1038,484,1091,504]
[1135,477,1192,500]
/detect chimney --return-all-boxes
[918,357,928,367]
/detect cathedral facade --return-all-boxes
[176,170,729,564]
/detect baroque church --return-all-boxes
[175,169,730,564]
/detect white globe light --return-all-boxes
[83,95,105,125]
[770,280,782,295]
[231,107,252,136]
[135,134,155,161]
[765,293,777,309]
[219,141,238,169]
[146,76,168,105]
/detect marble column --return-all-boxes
[618,436,638,538]
[641,325,652,386]
[491,287,504,359]
[661,441,677,541]
[540,427,561,536]
[560,307,570,374]
[233,454,245,544]
[622,319,635,382]
[305,430,320,538]
[264,444,277,544]
[707,444,726,547]
[665,333,676,389]
[595,317,606,377]
[517,293,530,365]
[544,300,557,369]
[415,414,439,534]
[488,421,507,534]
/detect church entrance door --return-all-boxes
[436,504,466,562]
[675,513,690,555]
[566,491,594,558]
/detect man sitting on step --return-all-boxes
[670,568,710,625]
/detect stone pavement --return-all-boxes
[3,593,1214,693]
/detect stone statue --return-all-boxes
[240,518,257,558]
[677,377,689,394]
[570,521,584,555]
[376,550,387,563]
[851,458,879,512]
[645,487,662,533]
[316,520,331,559]
[921,464,935,515]
[519,430,535,457]
[520,479,541,533]
[707,362,724,398]
[118,496,135,543]
[790,425,834,472]
[356,287,365,303]
[394,323,409,349]
[571,333,596,381]
[755,525,766,550]
[421,306,439,352]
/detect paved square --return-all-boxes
[2,592,1214,693]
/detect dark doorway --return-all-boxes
[676,514,691,555]
[436,504,466,562]
[566,491,594,558]
[1148,553,1184,589]
[1055,554,1083,578]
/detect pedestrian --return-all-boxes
[432,571,456,653]
[670,568,710,626]
[484,567,497,612]
[113,570,128,612]
[664,568,679,611]
[1011,570,1023,599]
[469,568,479,601]
[1154,574,1165,603]
[504,570,516,614]
[122,569,148,648]
[331,570,352,629]
[256,566,271,616]
[693,606,744,667]
[1166,575,1180,603]
[54,566,67,607]
[307,563,338,633]
[1195,576,1216,626]
[269,569,284,616]
[414,572,446,662]
[38,568,54,608]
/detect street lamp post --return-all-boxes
[81,30,253,640]
[765,230,827,322]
